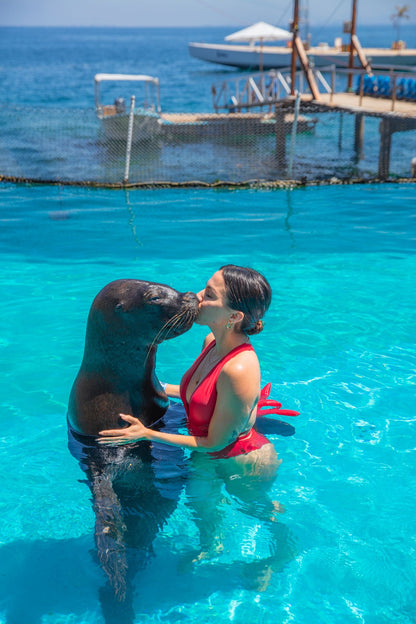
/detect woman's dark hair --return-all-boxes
[220,265,272,335]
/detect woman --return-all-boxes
[99,265,282,556]
[99,265,277,460]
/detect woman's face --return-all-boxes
[195,270,231,328]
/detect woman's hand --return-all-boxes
[98,414,149,446]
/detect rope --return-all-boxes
[1,175,414,190]
[312,0,348,41]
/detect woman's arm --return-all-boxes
[99,413,208,450]
[202,354,260,449]
[99,353,259,451]
[164,383,181,399]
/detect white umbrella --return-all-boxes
[225,21,292,44]
[225,21,292,71]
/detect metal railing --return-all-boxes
[325,65,416,110]
[211,68,332,112]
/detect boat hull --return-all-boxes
[99,111,162,142]
[189,42,416,70]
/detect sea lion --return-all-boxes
[68,278,199,436]
[67,278,198,621]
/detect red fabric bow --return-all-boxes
[256,383,299,418]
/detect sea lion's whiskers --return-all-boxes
[145,310,188,365]
[158,311,188,342]
[153,310,184,344]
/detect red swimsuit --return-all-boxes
[180,340,271,459]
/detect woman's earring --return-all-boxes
[226,320,232,329]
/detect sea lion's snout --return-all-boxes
[182,291,199,318]
[157,290,199,342]
[165,290,199,337]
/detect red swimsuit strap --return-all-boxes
[181,340,254,408]
[181,340,216,403]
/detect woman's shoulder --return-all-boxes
[220,346,260,388]
[224,345,259,370]
[218,354,260,405]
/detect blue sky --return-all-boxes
[1,0,415,27]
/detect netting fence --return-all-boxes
[0,100,415,187]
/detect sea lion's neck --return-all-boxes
[83,329,155,373]
[138,346,170,426]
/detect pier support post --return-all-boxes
[274,104,287,170]
[353,113,365,161]
[338,113,343,152]
[288,92,301,179]
[378,118,392,179]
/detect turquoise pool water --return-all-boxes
[0,182,415,623]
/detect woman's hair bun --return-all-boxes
[220,265,271,337]
[245,319,263,336]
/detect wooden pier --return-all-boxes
[296,92,416,178]
[210,61,416,179]
[160,111,315,140]
[311,92,416,117]
[161,94,415,178]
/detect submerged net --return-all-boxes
[0,101,415,187]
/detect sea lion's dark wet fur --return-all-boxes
[68,279,198,436]
[67,279,198,623]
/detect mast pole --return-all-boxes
[347,0,358,90]
[290,0,299,96]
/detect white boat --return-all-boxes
[189,41,416,71]
[94,73,163,141]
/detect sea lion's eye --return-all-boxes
[147,295,161,303]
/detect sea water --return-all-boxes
[0,181,415,623]
[1,25,415,184]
